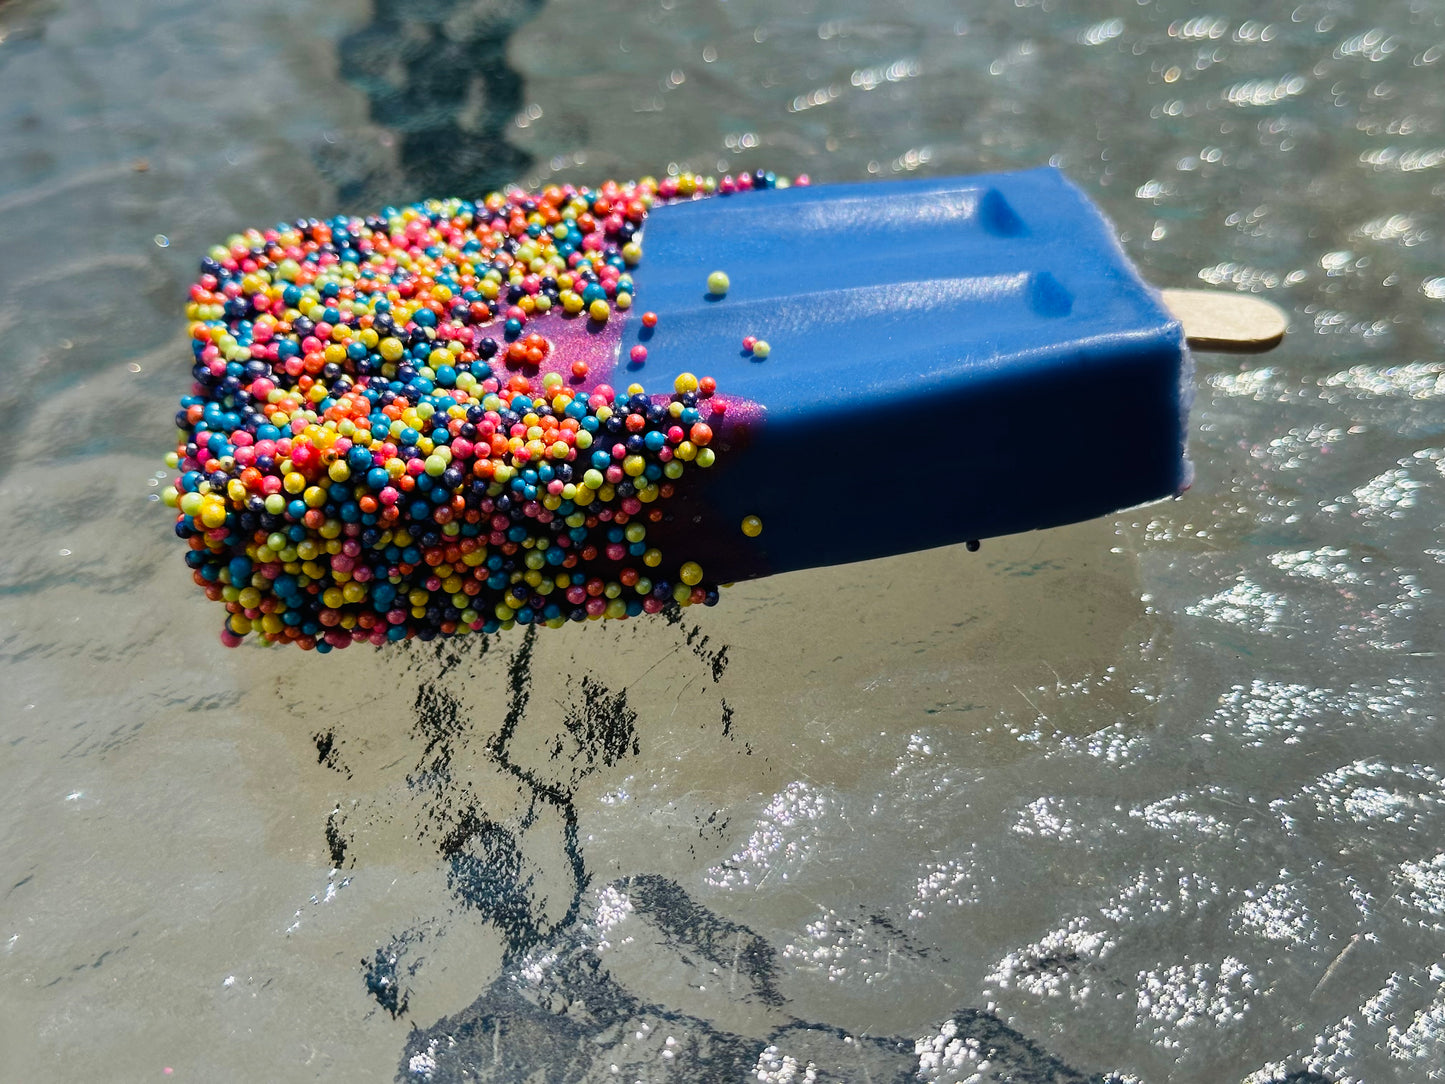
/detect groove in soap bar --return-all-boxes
[690,273,1067,325]
[978,187,1025,236]
[673,184,1012,240]
[1028,272,1074,317]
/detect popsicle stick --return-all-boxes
[1160,288,1288,353]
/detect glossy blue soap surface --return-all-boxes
[626,168,1192,579]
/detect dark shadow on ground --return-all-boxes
[333,0,545,204]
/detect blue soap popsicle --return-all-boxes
[622,167,1193,582]
[167,166,1227,647]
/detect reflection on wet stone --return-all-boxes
[302,623,1136,1081]
[299,619,1349,1082]
[396,873,1132,1084]
[336,0,545,201]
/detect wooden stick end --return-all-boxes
[1160,288,1289,354]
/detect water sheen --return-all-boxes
[1,0,1443,1080]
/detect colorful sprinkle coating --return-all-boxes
[163,170,799,650]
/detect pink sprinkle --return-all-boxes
[629,345,648,363]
